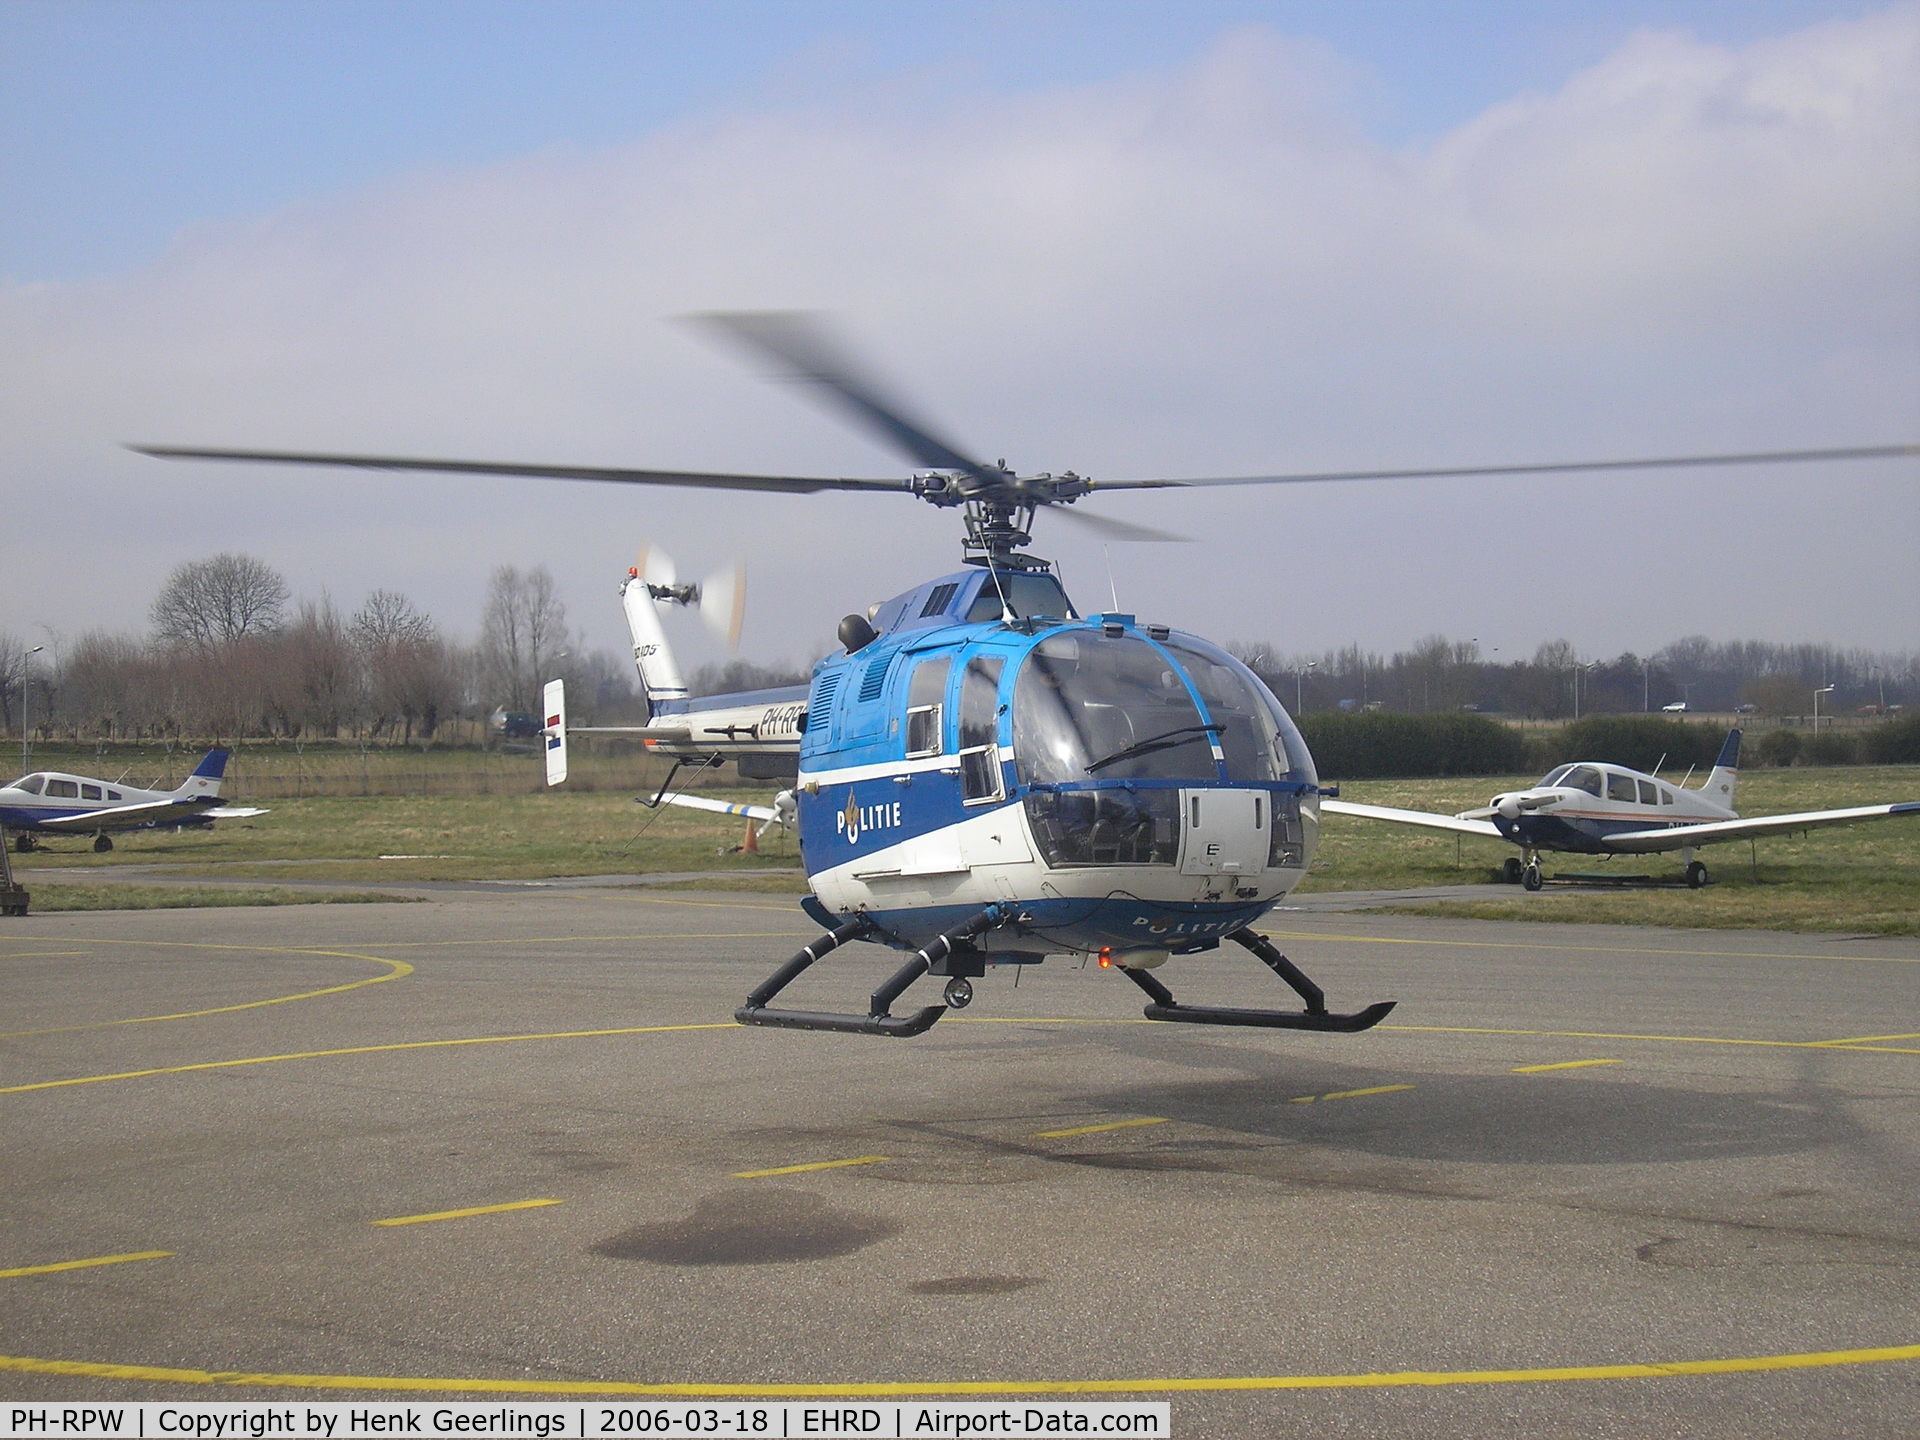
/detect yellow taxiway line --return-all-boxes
[1290,1084,1416,1104]
[372,1200,562,1228]
[1,1342,1915,1396]
[734,1156,890,1178]
[0,1251,173,1279]
[1512,1059,1620,1073]
[1033,1117,1169,1138]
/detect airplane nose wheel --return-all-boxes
[942,977,974,1009]
[1522,860,1544,892]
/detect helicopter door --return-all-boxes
[1179,789,1267,876]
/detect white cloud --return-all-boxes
[3,7,1915,674]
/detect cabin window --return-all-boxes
[958,655,1005,803]
[15,775,45,795]
[1660,787,1675,805]
[1607,772,1637,803]
[1159,636,1314,783]
[108,790,122,800]
[81,784,102,800]
[964,570,1077,623]
[1561,767,1603,797]
[1014,632,1211,785]
[1636,779,1658,804]
[904,656,950,758]
[1025,788,1181,867]
[45,779,79,798]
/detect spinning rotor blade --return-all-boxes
[684,311,998,483]
[1099,444,1920,491]
[130,445,910,495]
[1051,505,1187,544]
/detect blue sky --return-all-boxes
[2,1,1915,668]
[2,0,1884,282]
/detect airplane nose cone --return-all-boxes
[1495,795,1523,821]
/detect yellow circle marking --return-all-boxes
[0,1022,738,1095]
[0,938,413,1039]
[0,1343,1914,1396]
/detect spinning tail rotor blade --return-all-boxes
[698,563,747,649]
[684,311,997,483]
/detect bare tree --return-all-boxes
[354,590,457,741]
[150,553,290,649]
[478,565,571,713]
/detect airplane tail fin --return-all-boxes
[175,748,230,799]
[542,679,568,787]
[1700,728,1740,809]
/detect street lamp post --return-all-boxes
[1814,685,1835,731]
[1295,660,1317,715]
[19,645,44,770]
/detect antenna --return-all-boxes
[1102,544,1120,611]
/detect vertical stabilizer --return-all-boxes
[1700,728,1740,810]
[621,572,690,718]
[178,749,230,799]
[542,679,568,787]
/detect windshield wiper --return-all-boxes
[1084,723,1224,775]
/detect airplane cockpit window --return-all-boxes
[45,778,79,798]
[1607,772,1637,803]
[1560,766,1603,797]
[1541,765,1574,786]
[1014,632,1208,786]
[12,774,45,794]
[1158,636,1316,785]
[964,571,1078,624]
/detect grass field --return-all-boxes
[8,757,1915,934]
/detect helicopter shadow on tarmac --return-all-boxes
[1063,1030,1859,1171]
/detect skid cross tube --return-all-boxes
[1118,927,1395,1033]
[736,906,1010,1038]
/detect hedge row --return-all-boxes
[1299,713,1920,780]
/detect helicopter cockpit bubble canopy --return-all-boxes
[1013,628,1315,788]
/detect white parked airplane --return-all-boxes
[0,749,267,852]
[1322,729,1916,890]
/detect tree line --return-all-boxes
[1233,633,1916,721]
[3,556,1912,748]
[1,553,640,745]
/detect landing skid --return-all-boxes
[734,906,1011,1038]
[1119,928,1396,1033]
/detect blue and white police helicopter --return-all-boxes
[136,313,1918,1038]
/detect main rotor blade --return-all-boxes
[1098,444,1920,490]
[685,311,997,482]
[1051,505,1188,544]
[130,445,911,495]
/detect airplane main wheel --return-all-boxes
[13,833,35,853]
[1685,860,1709,889]
[1522,863,1544,892]
[942,977,974,1009]
[1501,857,1524,885]
[92,833,114,853]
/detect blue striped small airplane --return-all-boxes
[1324,728,1916,890]
[2,749,267,853]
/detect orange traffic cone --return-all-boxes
[741,819,759,854]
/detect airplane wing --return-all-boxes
[203,806,269,819]
[1320,799,1504,838]
[658,793,781,823]
[34,797,220,831]
[1600,802,1919,854]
